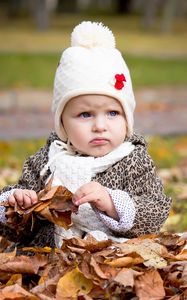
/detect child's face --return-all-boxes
[62,95,127,157]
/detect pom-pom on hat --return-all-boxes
[53,21,136,141]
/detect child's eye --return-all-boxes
[79,112,91,118]
[108,111,118,116]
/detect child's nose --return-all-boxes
[92,116,106,132]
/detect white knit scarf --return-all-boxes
[40,140,135,247]
[41,140,135,193]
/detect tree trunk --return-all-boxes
[161,0,177,32]
[29,0,58,31]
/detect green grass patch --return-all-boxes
[0,53,57,89]
[0,53,187,89]
[127,56,187,87]
[0,138,45,169]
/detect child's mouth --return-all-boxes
[90,138,109,145]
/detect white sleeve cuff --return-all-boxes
[95,188,136,233]
[0,189,16,223]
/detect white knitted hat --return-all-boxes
[53,21,136,141]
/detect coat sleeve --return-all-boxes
[122,144,172,238]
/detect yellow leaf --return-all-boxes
[6,274,22,286]
[56,267,93,298]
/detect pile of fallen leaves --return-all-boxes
[0,232,186,299]
[0,182,187,299]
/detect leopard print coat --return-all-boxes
[0,132,171,248]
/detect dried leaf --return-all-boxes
[104,252,144,268]
[135,269,165,300]
[6,274,22,287]
[0,236,13,253]
[0,249,16,264]
[114,268,141,287]
[0,283,39,299]
[3,183,78,233]
[64,235,112,253]
[174,249,187,261]
[0,254,47,274]
[116,238,168,268]
[90,256,108,279]
[56,267,93,298]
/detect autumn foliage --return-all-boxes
[0,232,186,299]
[0,183,187,299]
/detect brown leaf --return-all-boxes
[56,267,93,298]
[181,264,187,287]
[174,249,187,261]
[31,274,60,297]
[90,256,108,279]
[104,252,143,268]
[0,236,13,253]
[0,254,47,274]
[38,207,73,229]
[135,268,165,300]
[157,232,187,254]
[165,262,187,289]
[38,186,60,202]
[0,283,40,299]
[114,268,141,287]
[116,238,168,268]
[3,184,78,232]
[0,249,16,264]
[64,236,112,253]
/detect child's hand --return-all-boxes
[73,181,118,220]
[8,189,38,209]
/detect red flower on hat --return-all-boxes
[114,74,126,90]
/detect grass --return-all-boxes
[0,53,57,89]
[0,138,45,169]
[0,53,186,89]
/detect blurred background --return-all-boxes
[0,0,187,232]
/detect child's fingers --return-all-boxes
[74,192,97,206]
[73,182,98,201]
[22,193,33,208]
[27,190,38,204]
[8,194,16,207]
[73,188,86,204]
[8,189,38,208]
[12,190,24,207]
[22,190,38,208]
